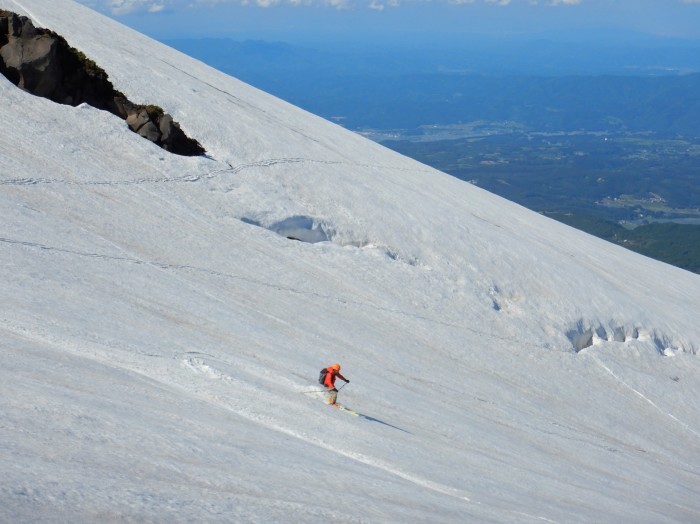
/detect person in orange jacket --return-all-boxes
[323,363,349,405]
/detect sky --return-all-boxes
[76,0,700,42]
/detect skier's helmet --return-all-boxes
[332,363,341,371]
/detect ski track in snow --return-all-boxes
[178,357,476,504]
[0,318,635,524]
[0,234,557,354]
[8,0,43,26]
[165,356,565,523]
[591,354,700,440]
[155,56,337,150]
[0,157,334,186]
[174,357,604,524]
[4,212,692,359]
[0,155,430,188]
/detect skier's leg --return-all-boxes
[328,388,338,405]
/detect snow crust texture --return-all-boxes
[2,1,700,522]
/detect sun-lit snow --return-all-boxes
[2,1,700,522]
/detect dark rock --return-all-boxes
[126,109,151,132]
[158,113,174,142]
[136,120,161,142]
[0,10,205,157]
[160,118,207,156]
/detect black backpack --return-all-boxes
[318,368,328,385]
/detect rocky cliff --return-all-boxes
[0,10,205,156]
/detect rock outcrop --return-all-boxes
[0,10,205,156]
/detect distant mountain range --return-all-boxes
[167,37,700,137]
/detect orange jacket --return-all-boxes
[323,366,348,389]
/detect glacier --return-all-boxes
[1,0,700,522]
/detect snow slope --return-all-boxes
[1,1,700,522]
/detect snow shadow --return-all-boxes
[566,321,692,355]
[242,215,330,243]
[355,411,413,434]
[241,215,423,267]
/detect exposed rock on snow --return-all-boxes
[0,9,205,156]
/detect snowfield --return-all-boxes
[2,0,700,522]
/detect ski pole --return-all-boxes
[300,381,349,395]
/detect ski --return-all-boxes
[330,403,359,416]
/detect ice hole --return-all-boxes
[240,214,423,267]
[566,321,694,356]
[569,329,594,352]
[243,215,330,244]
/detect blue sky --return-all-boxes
[78,0,700,42]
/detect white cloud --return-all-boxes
[325,0,354,9]
[79,0,629,14]
[528,0,582,4]
[107,0,170,14]
[86,0,590,13]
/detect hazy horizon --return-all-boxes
[78,0,700,43]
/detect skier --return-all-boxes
[321,363,349,406]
